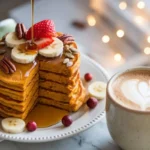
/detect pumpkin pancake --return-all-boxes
[39,81,86,111]
[39,74,80,94]
[0,91,38,119]
[0,50,39,91]
[0,73,39,101]
[0,82,38,112]
[39,70,79,85]
[39,45,80,77]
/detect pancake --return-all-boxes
[39,81,86,111]
[39,70,79,85]
[0,82,38,112]
[0,91,38,119]
[39,74,80,94]
[39,49,80,76]
[0,74,39,101]
[0,51,39,91]
[39,80,81,102]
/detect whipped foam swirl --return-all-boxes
[121,79,150,110]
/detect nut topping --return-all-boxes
[66,61,73,67]
[58,34,75,44]
[69,47,78,54]
[63,58,70,64]
[64,53,74,59]
[0,57,16,74]
[15,23,27,39]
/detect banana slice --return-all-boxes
[88,81,107,100]
[11,46,38,64]
[1,118,25,134]
[5,32,26,48]
[39,37,63,58]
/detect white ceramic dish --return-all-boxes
[0,54,109,143]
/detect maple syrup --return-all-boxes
[31,0,34,43]
[25,104,69,128]
[17,0,37,54]
[24,0,69,127]
[18,42,38,55]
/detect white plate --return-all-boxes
[0,54,109,143]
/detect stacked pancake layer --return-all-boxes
[0,58,39,119]
[39,46,86,111]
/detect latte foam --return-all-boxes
[111,70,150,111]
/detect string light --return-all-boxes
[114,53,122,62]
[147,36,150,43]
[119,1,127,10]
[134,16,144,24]
[116,29,125,38]
[87,15,96,26]
[102,35,110,43]
[137,1,145,9]
[144,47,150,55]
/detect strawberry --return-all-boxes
[26,20,55,40]
[35,38,54,49]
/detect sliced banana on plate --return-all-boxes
[5,32,26,48]
[11,46,38,64]
[88,81,107,100]
[39,37,63,58]
[1,118,25,134]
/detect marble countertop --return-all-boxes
[0,117,120,150]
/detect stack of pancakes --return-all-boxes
[39,44,86,111]
[0,57,39,119]
[0,40,86,119]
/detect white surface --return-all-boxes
[0,54,109,143]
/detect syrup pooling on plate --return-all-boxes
[25,104,69,128]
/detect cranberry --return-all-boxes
[84,73,93,81]
[26,121,37,132]
[87,97,98,109]
[62,115,73,127]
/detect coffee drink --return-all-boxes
[111,70,150,111]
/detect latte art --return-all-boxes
[111,70,150,111]
[121,79,150,110]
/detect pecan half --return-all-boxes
[0,57,16,74]
[15,23,27,39]
[58,34,75,44]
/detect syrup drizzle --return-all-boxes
[31,0,34,43]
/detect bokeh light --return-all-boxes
[102,35,110,43]
[114,53,122,62]
[119,1,127,10]
[116,30,125,38]
[144,47,150,55]
[137,1,145,9]
[87,15,96,26]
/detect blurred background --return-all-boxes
[0,0,149,74]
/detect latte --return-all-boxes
[111,70,150,111]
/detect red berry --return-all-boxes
[84,73,93,81]
[35,37,54,49]
[26,20,55,40]
[87,97,98,109]
[62,115,73,127]
[26,121,37,132]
